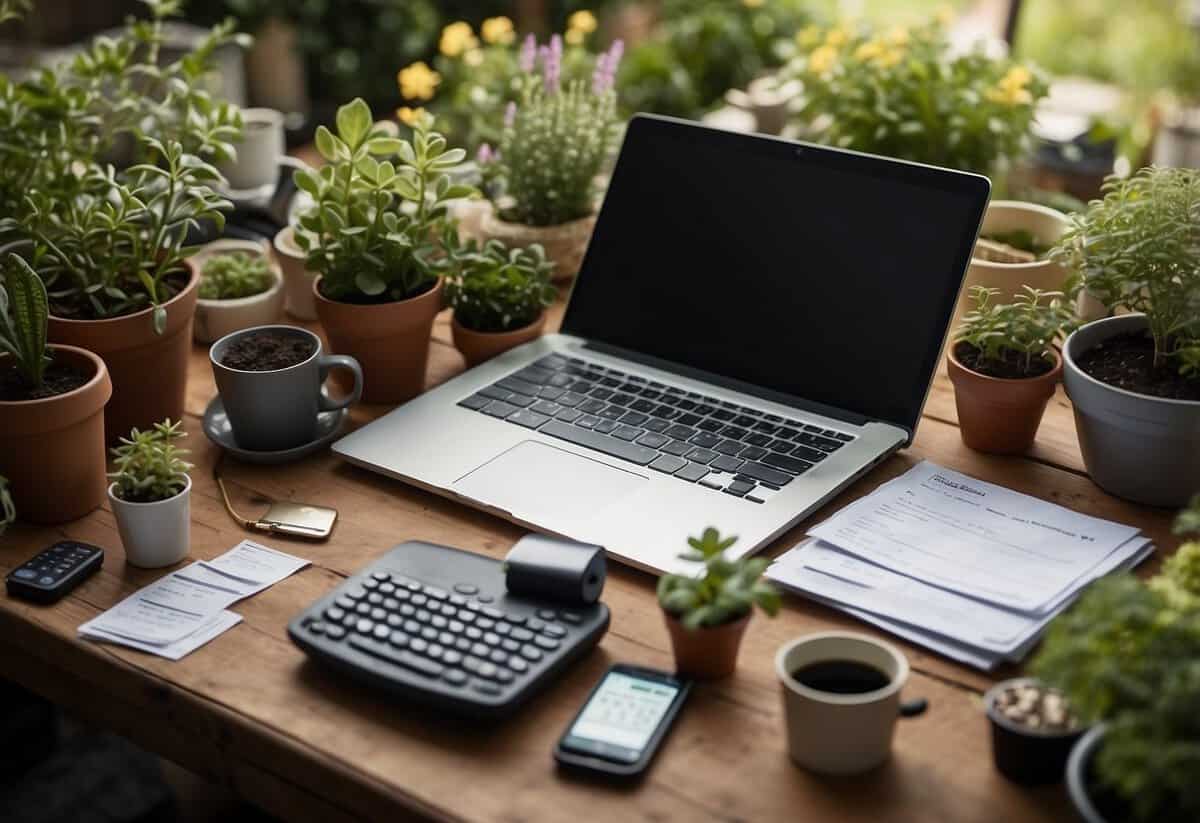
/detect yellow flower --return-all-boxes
[568,10,598,35]
[854,39,885,62]
[397,62,440,101]
[877,48,904,69]
[987,64,1035,105]
[796,25,821,48]
[935,4,956,25]
[396,106,426,127]
[565,28,585,45]
[824,27,849,48]
[887,26,910,46]
[742,0,765,7]
[439,21,478,58]
[480,16,515,45]
[808,44,839,75]
[464,48,484,67]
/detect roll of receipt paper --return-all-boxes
[504,534,606,605]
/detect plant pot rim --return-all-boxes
[196,267,284,309]
[983,677,1087,740]
[209,323,322,375]
[0,344,106,408]
[484,208,598,231]
[1064,314,1200,408]
[312,274,443,309]
[107,474,192,508]
[948,345,1063,386]
[971,199,1069,270]
[451,311,545,337]
[1066,724,1110,823]
[48,261,200,327]
[273,224,306,257]
[774,630,909,706]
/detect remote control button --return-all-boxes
[325,625,346,640]
[559,611,582,624]
[465,601,483,612]
[400,604,415,617]
[355,619,375,635]
[501,639,520,652]
[476,618,495,630]
[448,620,464,633]
[410,638,428,654]
[403,620,421,634]
[354,602,371,615]
[386,614,403,628]
[503,613,526,625]
[542,624,567,639]
[362,578,379,590]
[371,624,390,640]
[465,626,483,640]
[457,609,476,623]
[449,595,467,606]
[420,627,438,641]
[383,598,399,610]
[476,595,494,604]
[443,669,468,686]
[493,668,514,684]
[510,627,534,642]
[453,583,479,595]
[410,594,427,606]
[308,621,326,635]
[508,656,529,673]
[370,608,387,621]
[483,632,501,646]
[378,582,395,595]
[471,642,490,658]
[472,679,502,696]
[440,603,458,617]
[477,662,498,679]
[536,609,557,621]
[423,586,449,601]
[494,622,511,636]
[426,644,444,659]
[395,588,411,601]
[442,649,463,666]
[520,645,543,661]
[462,657,483,673]
[438,632,456,646]
[526,618,546,632]
[454,638,471,652]
[14,569,36,580]
[389,632,409,648]
[367,592,383,605]
[431,615,448,629]
[481,607,505,621]
[415,609,431,622]
[534,636,561,651]
[349,636,443,678]
[335,595,356,610]
[371,572,390,582]
[488,649,508,665]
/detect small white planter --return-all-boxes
[219,107,286,191]
[108,476,192,569]
[273,225,319,320]
[193,239,286,344]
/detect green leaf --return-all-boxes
[368,138,405,156]
[336,97,372,149]
[314,126,337,162]
[354,271,386,295]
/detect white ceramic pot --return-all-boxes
[220,107,286,191]
[273,225,319,320]
[108,476,191,569]
[192,240,285,344]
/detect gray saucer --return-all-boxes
[202,395,347,464]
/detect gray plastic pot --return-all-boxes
[1063,315,1200,507]
[1066,725,1110,823]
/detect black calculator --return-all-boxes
[288,542,610,718]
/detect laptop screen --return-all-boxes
[562,115,990,435]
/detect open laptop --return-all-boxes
[333,114,990,575]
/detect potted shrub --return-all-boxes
[471,35,624,280]
[446,239,556,366]
[293,99,473,404]
[657,528,781,679]
[0,254,111,524]
[1032,499,1200,823]
[947,285,1077,455]
[107,419,194,569]
[1053,166,1200,506]
[193,240,285,344]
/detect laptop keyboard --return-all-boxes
[457,355,856,504]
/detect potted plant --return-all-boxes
[0,1,243,443]
[107,419,194,569]
[446,239,556,366]
[947,285,1077,455]
[0,474,13,535]
[193,240,285,344]
[657,528,781,679]
[0,254,112,524]
[1053,166,1200,506]
[983,677,1084,785]
[471,34,624,280]
[293,99,473,403]
[1032,499,1200,823]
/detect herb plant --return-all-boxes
[955,286,1077,376]
[293,99,474,303]
[199,251,273,300]
[446,239,555,333]
[782,16,1047,175]
[109,419,193,504]
[480,35,623,227]
[0,254,50,389]
[657,528,781,630]
[0,474,13,535]
[1053,166,1200,375]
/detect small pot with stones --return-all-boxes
[984,677,1085,785]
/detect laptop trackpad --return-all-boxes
[453,441,645,523]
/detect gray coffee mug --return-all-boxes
[210,325,362,451]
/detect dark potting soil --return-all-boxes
[955,341,1054,380]
[1076,331,1200,402]
[49,270,191,321]
[219,331,315,371]
[0,362,89,401]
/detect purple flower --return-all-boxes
[476,143,494,165]
[518,33,536,73]
[540,38,561,93]
[504,101,517,129]
[592,39,624,94]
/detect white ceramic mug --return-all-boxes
[221,107,285,191]
[776,631,926,775]
[273,225,318,320]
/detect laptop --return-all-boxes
[333,114,990,575]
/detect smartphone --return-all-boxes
[554,664,691,778]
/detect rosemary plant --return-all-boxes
[955,285,1077,376]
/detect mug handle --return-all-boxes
[899,698,929,718]
[317,354,363,411]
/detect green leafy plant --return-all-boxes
[446,239,555,333]
[954,285,1077,376]
[1175,493,1200,538]
[109,419,193,504]
[0,474,14,535]
[293,98,474,303]
[0,254,50,388]
[199,251,273,300]
[1054,166,1200,375]
[782,16,1048,175]
[657,528,781,629]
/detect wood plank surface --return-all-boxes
[0,294,1180,823]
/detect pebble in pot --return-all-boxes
[984,677,1084,785]
[107,420,193,569]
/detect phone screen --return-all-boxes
[561,670,681,763]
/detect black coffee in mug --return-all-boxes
[790,659,891,695]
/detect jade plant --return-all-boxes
[109,419,193,504]
[445,240,556,333]
[657,528,781,629]
[0,474,13,535]
[0,254,50,389]
[954,285,1078,377]
[293,99,474,303]
[199,251,273,300]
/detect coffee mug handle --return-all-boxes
[899,698,929,718]
[317,354,363,411]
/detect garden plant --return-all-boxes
[954,285,1077,379]
[658,527,782,629]
[199,251,275,300]
[446,240,556,335]
[109,419,193,504]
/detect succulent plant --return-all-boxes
[657,527,781,629]
[445,239,556,333]
[0,253,50,388]
[199,251,273,300]
[109,419,193,504]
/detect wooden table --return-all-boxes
[0,300,1178,823]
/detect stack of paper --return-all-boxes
[767,462,1154,670]
[79,541,309,660]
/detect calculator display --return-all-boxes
[562,671,680,762]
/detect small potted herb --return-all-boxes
[1054,166,1200,506]
[446,239,556,366]
[193,241,285,344]
[0,254,112,524]
[107,420,194,569]
[947,285,1077,454]
[293,99,473,403]
[0,474,14,535]
[983,677,1084,785]
[657,528,781,679]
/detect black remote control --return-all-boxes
[6,541,104,604]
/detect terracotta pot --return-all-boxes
[662,610,751,680]
[451,313,546,368]
[48,262,199,444]
[0,346,112,523]
[474,206,597,281]
[947,346,1063,455]
[313,277,444,405]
